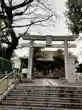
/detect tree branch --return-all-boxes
[0,27,6,31]
[1,0,13,24]
[0,14,7,20]
[1,0,8,10]
[13,7,38,18]
[5,37,12,45]
[13,15,53,28]
[12,0,34,10]
[24,25,31,34]
[37,0,57,18]
[1,37,11,45]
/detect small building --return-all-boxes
[11,49,29,72]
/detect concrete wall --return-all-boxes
[12,58,21,69]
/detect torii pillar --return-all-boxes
[64,40,68,81]
[27,40,33,80]
[64,40,76,83]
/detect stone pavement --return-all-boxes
[0,79,16,94]
[19,78,82,87]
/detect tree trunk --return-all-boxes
[5,28,19,60]
[5,39,18,60]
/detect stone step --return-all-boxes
[15,87,82,91]
[2,100,82,106]
[0,105,78,109]
[8,92,82,96]
[12,87,82,90]
[12,89,82,93]
[0,105,81,110]
[16,85,82,88]
[14,86,82,89]
[1,85,82,109]
[5,96,82,101]
[1,103,82,109]
[2,99,82,104]
[6,95,82,99]
[13,88,82,92]
[10,92,82,95]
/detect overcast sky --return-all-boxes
[15,0,70,35]
[15,0,82,63]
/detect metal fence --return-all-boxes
[0,57,13,78]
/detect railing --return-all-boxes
[0,70,19,94]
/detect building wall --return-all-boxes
[12,57,21,69]
[43,51,55,59]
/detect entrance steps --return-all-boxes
[1,85,82,109]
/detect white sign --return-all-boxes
[67,57,76,83]
[46,36,52,47]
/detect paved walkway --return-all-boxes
[0,79,16,94]
[19,78,82,87]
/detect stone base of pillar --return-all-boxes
[20,78,34,83]
[66,74,76,83]
[27,72,32,81]
[62,78,76,84]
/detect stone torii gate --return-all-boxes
[19,34,77,83]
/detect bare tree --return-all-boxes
[0,0,56,59]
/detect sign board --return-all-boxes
[46,36,52,47]
[67,57,76,83]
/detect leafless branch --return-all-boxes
[24,25,32,34]
[0,26,6,31]
[0,37,11,45]
[13,14,50,21]
[0,0,56,59]
[36,0,57,18]
[13,5,29,16]
[5,37,12,45]
[12,0,34,10]
[0,14,7,20]
[12,15,53,28]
